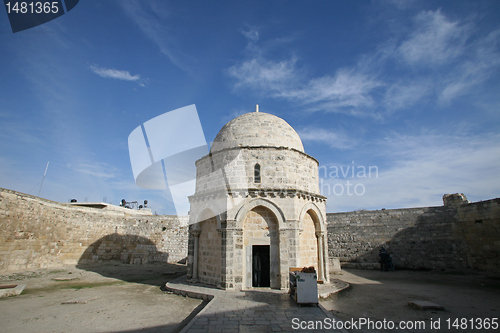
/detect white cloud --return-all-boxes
[227,56,298,93]
[397,9,470,66]
[440,29,500,102]
[322,132,500,212]
[228,56,381,116]
[227,9,500,116]
[242,26,259,42]
[89,64,141,82]
[118,0,191,72]
[227,26,384,116]
[74,163,117,179]
[285,69,383,110]
[383,79,431,110]
[298,127,358,150]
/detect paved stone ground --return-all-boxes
[166,277,349,333]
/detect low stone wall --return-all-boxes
[0,188,188,272]
[453,197,500,272]
[2,187,499,274]
[327,194,500,272]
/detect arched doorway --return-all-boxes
[243,206,280,289]
[300,210,319,270]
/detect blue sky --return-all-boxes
[1,0,499,214]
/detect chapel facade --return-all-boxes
[186,108,329,290]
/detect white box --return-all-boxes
[289,271,318,304]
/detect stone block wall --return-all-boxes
[195,147,319,195]
[0,188,188,272]
[197,217,221,286]
[327,195,500,272]
[3,187,498,275]
[454,198,500,272]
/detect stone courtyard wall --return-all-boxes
[0,188,188,272]
[3,187,499,274]
[327,195,500,272]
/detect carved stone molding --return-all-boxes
[188,188,326,203]
[190,230,201,237]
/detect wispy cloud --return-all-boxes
[74,162,117,179]
[439,29,500,102]
[321,131,500,211]
[117,0,192,72]
[89,64,140,81]
[228,55,382,117]
[298,127,358,150]
[383,79,431,110]
[241,26,259,43]
[228,56,298,93]
[227,9,500,117]
[397,9,471,66]
[284,70,383,114]
[227,30,384,116]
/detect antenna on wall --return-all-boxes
[38,161,49,197]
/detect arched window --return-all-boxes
[254,163,261,183]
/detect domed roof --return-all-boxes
[210,111,304,153]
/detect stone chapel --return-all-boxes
[186,107,329,290]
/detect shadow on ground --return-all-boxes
[76,233,187,287]
[321,268,500,333]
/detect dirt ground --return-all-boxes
[0,262,203,333]
[1,265,499,333]
[321,268,500,332]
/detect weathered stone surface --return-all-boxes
[210,112,305,153]
[0,284,25,298]
[327,196,500,272]
[0,188,188,272]
[188,111,329,290]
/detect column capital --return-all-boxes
[190,230,201,237]
[225,228,243,232]
[315,230,326,238]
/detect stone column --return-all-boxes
[287,220,300,268]
[223,219,241,290]
[230,227,244,290]
[316,230,325,282]
[322,229,330,283]
[278,229,290,289]
[217,228,225,289]
[190,230,201,282]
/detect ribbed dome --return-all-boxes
[210,112,304,153]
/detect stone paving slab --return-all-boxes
[408,300,445,311]
[0,284,25,298]
[166,276,349,333]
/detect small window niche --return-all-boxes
[254,163,261,183]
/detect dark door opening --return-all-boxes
[252,245,270,287]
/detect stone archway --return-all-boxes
[300,210,318,270]
[298,203,329,283]
[242,206,280,289]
